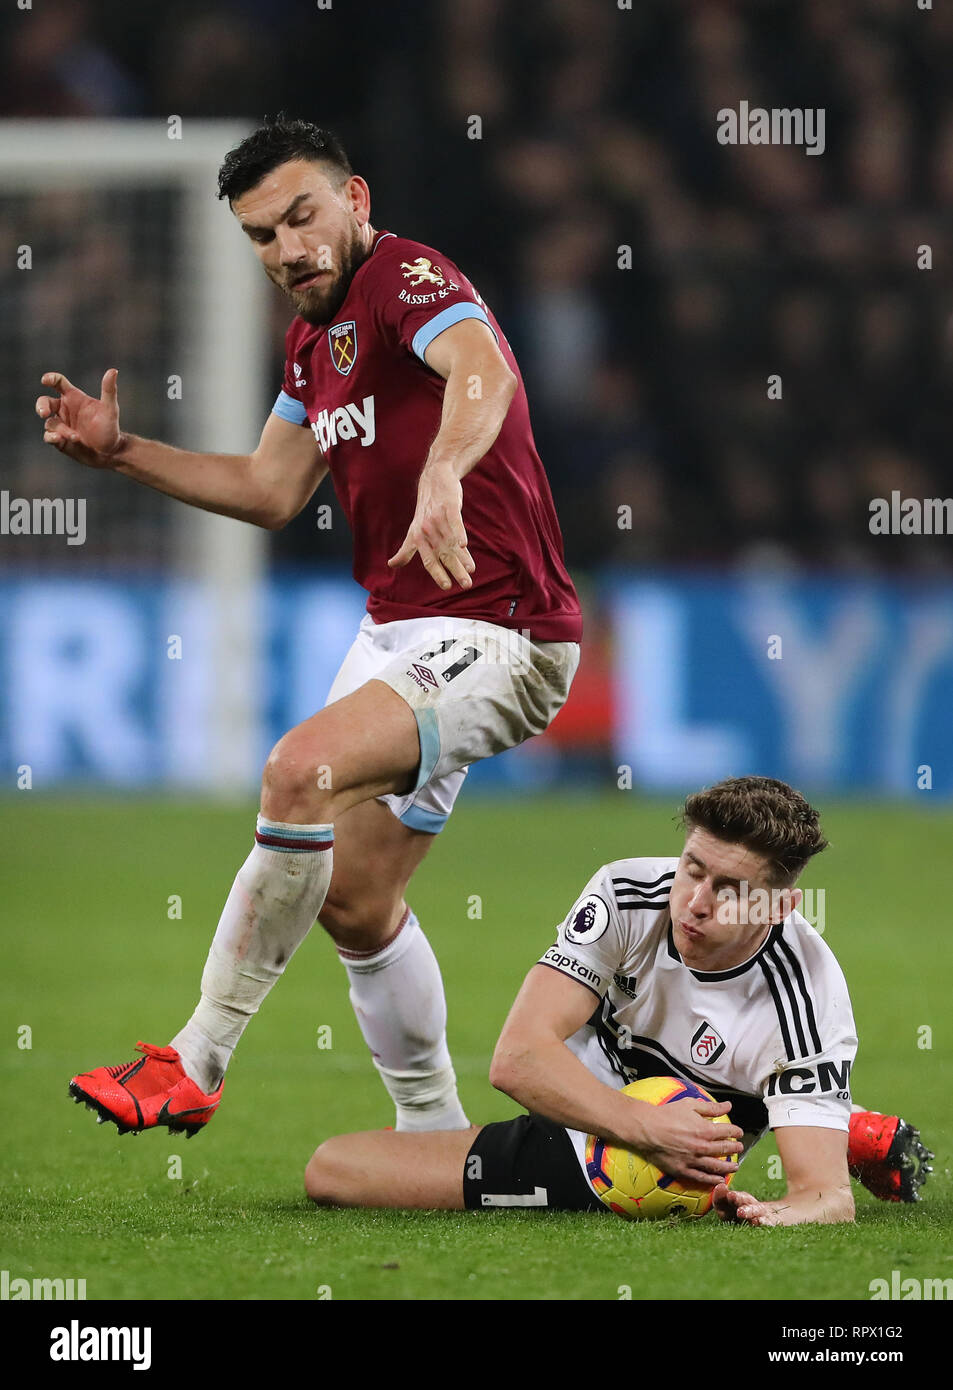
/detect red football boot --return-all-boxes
[69,1042,223,1138]
[848,1110,933,1202]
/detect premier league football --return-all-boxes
[586,1077,735,1220]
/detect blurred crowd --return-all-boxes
[2,0,952,573]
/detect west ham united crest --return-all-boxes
[329,321,357,376]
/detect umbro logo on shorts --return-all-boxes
[409,663,438,689]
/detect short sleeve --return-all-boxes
[364,243,499,365]
[536,866,626,1002]
[761,947,858,1133]
[272,337,310,427]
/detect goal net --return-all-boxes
[0,120,269,793]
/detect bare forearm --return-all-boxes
[423,363,516,481]
[490,1036,651,1150]
[111,433,275,527]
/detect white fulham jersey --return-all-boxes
[536,857,858,1190]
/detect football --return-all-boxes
[585,1076,735,1220]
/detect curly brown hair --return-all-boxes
[679,776,828,886]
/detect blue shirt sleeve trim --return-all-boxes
[272,390,309,425]
[411,302,498,363]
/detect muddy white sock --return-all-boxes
[339,910,469,1131]
[172,816,334,1092]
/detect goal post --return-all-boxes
[0,120,270,794]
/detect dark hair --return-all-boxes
[679,776,828,886]
[217,115,353,202]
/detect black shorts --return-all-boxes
[463,1114,606,1213]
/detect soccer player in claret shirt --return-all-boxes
[303,777,933,1221]
[38,117,582,1140]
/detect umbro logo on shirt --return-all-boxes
[310,395,376,453]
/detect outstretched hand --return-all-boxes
[387,466,475,592]
[36,368,123,468]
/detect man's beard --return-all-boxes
[281,227,368,326]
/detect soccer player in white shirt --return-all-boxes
[304,776,932,1225]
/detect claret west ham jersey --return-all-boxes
[272,230,581,643]
[537,857,858,1188]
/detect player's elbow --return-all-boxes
[466,356,516,409]
[489,1036,531,1098]
[493,362,518,410]
[488,1041,513,1095]
[246,456,309,530]
[249,487,295,530]
[252,491,308,530]
[488,1049,512,1096]
[254,480,321,530]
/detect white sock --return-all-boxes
[339,909,470,1131]
[171,816,334,1092]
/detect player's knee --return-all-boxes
[262,732,333,819]
[304,1139,349,1205]
[318,888,403,951]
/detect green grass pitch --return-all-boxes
[0,792,949,1301]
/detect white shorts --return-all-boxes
[324,614,580,833]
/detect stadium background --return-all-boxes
[1,0,950,1306]
[2,0,953,795]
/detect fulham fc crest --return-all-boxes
[690,1021,726,1066]
[329,321,357,376]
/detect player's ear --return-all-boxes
[346,175,371,223]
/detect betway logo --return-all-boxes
[310,395,376,452]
